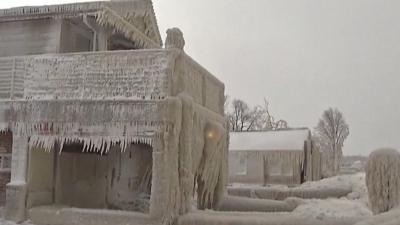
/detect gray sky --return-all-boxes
[2,0,400,156]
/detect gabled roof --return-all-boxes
[229,128,311,151]
[0,0,162,48]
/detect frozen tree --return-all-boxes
[258,99,288,131]
[315,108,349,176]
[365,148,400,214]
[227,98,288,132]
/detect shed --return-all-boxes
[229,128,321,186]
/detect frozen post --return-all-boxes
[5,135,29,222]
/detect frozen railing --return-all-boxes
[0,153,11,172]
[0,49,225,114]
[0,50,172,100]
[0,58,25,99]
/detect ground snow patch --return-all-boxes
[293,173,372,220]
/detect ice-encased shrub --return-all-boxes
[365,148,400,214]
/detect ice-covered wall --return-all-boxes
[229,150,304,186]
[171,53,225,115]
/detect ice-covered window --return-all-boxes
[236,157,247,175]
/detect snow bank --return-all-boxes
[227,173,372,223]
[290,173,372,221]
[229,173,368,201]
[228,186,351,200]
[228,174,363,200]
[178,210,361,225]
[216,196,298,212]
[293,199,372,220]
[354,208,400,225]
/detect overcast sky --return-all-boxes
[2,0,400,156]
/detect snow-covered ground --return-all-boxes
[0,218,32,225]
[231,173,372,220]
[288,173,371,219]
[0,208,32,225]
[293,198,372,220]
[0,173,372,224]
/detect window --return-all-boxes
[237,157,247,175]
[0,153,11,172]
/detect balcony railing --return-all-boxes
[0,50,172,101]
[0,49,225,115]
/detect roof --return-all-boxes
[229,129,311,151]
[0,0,162,47]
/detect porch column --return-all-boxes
[5,135,29,222]
[150,98,182,222]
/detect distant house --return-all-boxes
[229,128,322,186]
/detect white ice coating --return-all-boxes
[365,148,400,214]
[96,5,159,49]
[29,135,154,154]
[23,51,171,101]
[5,100,168,154]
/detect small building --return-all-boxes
[229,128,321,186]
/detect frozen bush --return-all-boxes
[365,148,400,214]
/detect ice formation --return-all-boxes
[228,185,352,200]
[96,5,160,49]
[365,148,400,214]
[165,28,185,50]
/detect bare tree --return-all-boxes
[227,98,288,132]
[260,99,288,131]
[227,99,256,131]
[315,108,349,175]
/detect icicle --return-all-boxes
[59,137,65,154]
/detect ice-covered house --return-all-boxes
[229,128,321,186]
[0,1,228,225]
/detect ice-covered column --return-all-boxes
[5,135,29,222]
[178,94,194,214]
[150,98,182,222]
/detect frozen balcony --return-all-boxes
[0,49,224,114]
[0,50,171,101]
